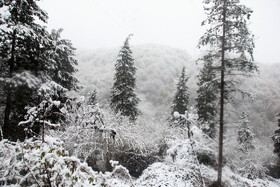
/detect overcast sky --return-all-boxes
[38,0,280,64]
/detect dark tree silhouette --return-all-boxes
[110,34,140,121]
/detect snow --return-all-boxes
[135,162,193,187]
[109,160,119,168]
[0,11,280,185]
[38,81,67,97]
[3,109,280,186]
[173,111,180,119]
[135,138,205,186]
[53,101,61,107]
[135,138,280,187]
[0,136,106,186]
[6,71,41,89]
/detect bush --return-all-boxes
[48,98,169,177]
[0,136,101,186]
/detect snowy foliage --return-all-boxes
[172,108,217,166]
[223,114,269,180]
[171,67,189,116]
[48,97,169,177]
[237,112,255,153]
[18,81,67,141]
[37,81,67,99]
[199,0,257,73]
[76,44,280,150]
[0,71,41,89]
[196,54,219,138]
[87,89,97,106]
[0,136,102,186]
[0,135,137,186]
[199,0,258,183]
[76,44,194,117]
[136,137,206,186]
[0,0,48,41]
[135,137,280,187]
[1,1,280,185]
[49,97,112,162]
[48,29,79,91]
[1,101,280,186]
[226,142,269,180]
[0,0,79,141]
[110,34,140,121]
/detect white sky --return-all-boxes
[38,0,280,64]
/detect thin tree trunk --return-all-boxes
[217,0,227,185]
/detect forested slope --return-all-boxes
[76,44,280,138]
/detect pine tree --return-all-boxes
[196,54,218,138]
[0,0,50,141]
[0,1,79,141]
[272,114,280,158]
[48,29,79,91]
[237,112,255,153]
[171,67,189,116]
[198,0,258,184]
[110,35,140,121]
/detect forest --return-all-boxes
[1,0,280,186]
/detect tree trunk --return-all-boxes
[217,0,227,185]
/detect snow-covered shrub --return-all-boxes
[171,108,217,167]
[238,159,267,180]
[101,160,134,187]
[134,109,219,186]
[0,139,21,185]
[191,125,217,168]
[225,122,270,180]
[234,146,270,180]
[49,98,169,177]
[147,136,280,187]
[0,136,102,186]
[49,98,111,169]
[136,139,205,187]
[19,81,67,141]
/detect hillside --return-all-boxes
[76,44,280,139]
[76,44,195,117]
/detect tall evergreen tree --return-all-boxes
[48,29,79,91]
[110,34,140,121]
[272,114,280,158]
[196,54,218,138]
[0,0,50,141]
[171,67,189,115]
[198,0,258,184]
[0,1,79,141]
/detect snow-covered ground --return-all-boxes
[1,127,280,186]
